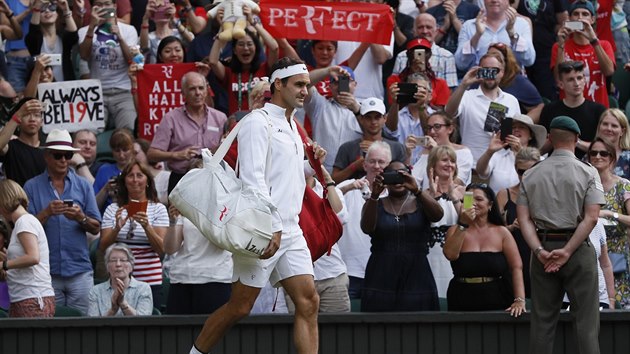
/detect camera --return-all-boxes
[476,67,499,80]
[382,171,405,185]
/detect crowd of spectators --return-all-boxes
[1,0,630,319]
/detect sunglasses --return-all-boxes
[558,60,584,72]
[51,151,74,160]
[41,4,57,12]
[588,150,611,158]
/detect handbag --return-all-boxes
[609,252,628,275]
[295,123,344,262]
[169,110,275,257]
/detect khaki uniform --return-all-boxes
[518,149,605,354]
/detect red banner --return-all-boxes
[259,0,394,45]
[136,63,196,141]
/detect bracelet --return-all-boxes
[75,162,88,170]
[141,25,149,29]
[11,114,21,124]
[457,221,469,229]
[85,33,93,39]
[513,297,525,303]
[589,38,600,46]
[32,8,40,12]
[131,88,137,94]
[437,28,446,35]
[120,303,129,311]
[326,181,336,187]
[64,12,72,18]
[533,245,544,257]
[413,188,422,197]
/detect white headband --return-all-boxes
[270,64,309,83]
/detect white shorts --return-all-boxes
[232,230,314,288]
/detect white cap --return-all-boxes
[360,97,386,116]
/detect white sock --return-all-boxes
[189,345,205,354]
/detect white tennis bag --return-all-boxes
[169,112,275,257]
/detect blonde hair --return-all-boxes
[0,179,28,213]
[597,108,630,150]
[248,80,271,109]
[426,145,458,180]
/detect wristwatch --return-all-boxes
[613,212,619,220]
[79,216,88,226]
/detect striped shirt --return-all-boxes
[102,202,169,285]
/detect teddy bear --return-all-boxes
[207,0,261,41]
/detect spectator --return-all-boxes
[99,160,169,310]
[93,128,134,214]
[336,141,392,300]
[0,98,46,186]
[78,0,138,130]
[388,37,451,109]
[486,42,543,122]
[587,137,630,309]
[23,54,54,98]
[360,160,443,311]
[611,0,630,65]
[208,8,278,115]
[539,60,606,159]
[381,0,415,83]
[426,0,480,56]
[0,179,55,318]
[164,158,232,315]
[170,0,208,35]
[0,0,23,78]
[424,145,465,298]
[71,129,103,185]
[335,1,394,101]
[148,71,227,194]
[413,111,473,189]
[140,0,194,64]
[386,72,433,165]
[444,183,525,315]
[551,0,615,107]
[475,114,546,193]
[4,0,33,94]
[596,109,630,180]
[133,139,169,205]
[455,0,535,72]
[88,243,153,316]
[26,0,78,82]
[496,146,540,298]
[332,97,407,184]
[515,0,567,100]
[405,13,459,89]
[303,66,363,173]
[24,129,102,315]
[445,53,521,166]
[74,0,132,27]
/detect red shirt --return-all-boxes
[222,65,269,115]
[386,74,450,108]
[551,38,616,107]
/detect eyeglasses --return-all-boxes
[558,61,585,72]
[51,151,74,160]
[589,150,611,158]
[41,4,57,12]
[426,123,449,131]
[107,258,129,264]
[126,219,136,239]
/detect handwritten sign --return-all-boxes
[38,80,105,133]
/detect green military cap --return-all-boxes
[549,116,581,135]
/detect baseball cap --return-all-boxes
[406,38,432,51]
[569,0,595,16]
[330,66,355,82]
[360,97,386,116]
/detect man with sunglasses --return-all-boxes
[23,129,101,315]
[517,116,604,354]
[540,60,606,159]
[551,0,615,107]
[0,97,46,186]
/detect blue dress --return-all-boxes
[361,199,439,312]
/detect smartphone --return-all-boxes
[382,171,405,185]
[415,136,428,146]
[476,67,499,80]
[463,191,474,209]
[337,76,350,93]
[63,199,74,207]
[396,82,418,105]
[127,199,148,217]
[500,117,513,140]
[48,54,62,66]
[100,8,116,19]
[565,21,584,31]
[153,5,170,21]
[414,49,426,71]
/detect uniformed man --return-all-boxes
[517,116,605,354]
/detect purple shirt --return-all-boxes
[150,105,227,173]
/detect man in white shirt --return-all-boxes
[78,0,138,131]
[445,53,520,167]
[190,58,324,354]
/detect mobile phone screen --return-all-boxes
[463,192,473,209]
[337,76,350,93]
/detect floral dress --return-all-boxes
[603,178,630,309]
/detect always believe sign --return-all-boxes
[259,0,394,45]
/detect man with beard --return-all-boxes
[445,53,521,168]
[0,98,46,186]
[189,57,325,354]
